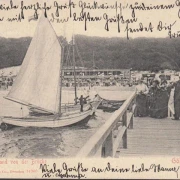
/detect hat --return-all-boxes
[153,79,160,85]
[138,77,144,82]
[161,80,167,84]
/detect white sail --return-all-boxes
[5,15,62,114]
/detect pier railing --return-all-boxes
[76,91,136,158]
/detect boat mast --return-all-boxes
[58,44,64,115]
[72,35,78,104]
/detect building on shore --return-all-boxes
[0,66,132,87]
[62,66,131,86]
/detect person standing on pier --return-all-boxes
[173,77,180,120]
[155,80,170,118]
[148,80,160,118]
[135,78,149,117]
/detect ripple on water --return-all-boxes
[0,110,112,158]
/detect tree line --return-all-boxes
[0,35,180,71]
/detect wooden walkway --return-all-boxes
[120,116,180,156]
[76,92,180,158]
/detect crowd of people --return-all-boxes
[135,77,180,120]
[0,77,13,90]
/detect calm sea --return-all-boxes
[0,90,113,158]
[0,87,136,158]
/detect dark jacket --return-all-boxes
[174,80,180,100]
[79,96,84,105]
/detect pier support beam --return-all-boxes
[101,131,113,157]
[122,111,127,149]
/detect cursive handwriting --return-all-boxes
[54,0,76,18]
[150,164,180,178]
[129,2,175,18]
[103,13,137,33]
[20,1,51,19]
[125,22,153,39]
[73,11,102,31]
[91,162,130,173]
[40,162,88,179]
[1,0,180,39]
[131,163,180,178]
[0,0,18,11]
[39,162,180,179]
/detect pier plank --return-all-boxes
[120,116,180,156]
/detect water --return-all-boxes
[0,90,113,158]
[0,110,111,158]
[0,87,134,158]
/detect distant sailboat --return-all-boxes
[1,14,101,130]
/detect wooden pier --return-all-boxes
[120,116,180,156]
[76,91,180,157]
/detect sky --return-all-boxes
[0,0,180,41]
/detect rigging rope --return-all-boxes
[75,43,84,67]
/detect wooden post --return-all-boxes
[101,131,113,157]
[122,110,127,149]
[127,102,133,129]
[128,102,132,112]
[133,97,137,117]
[129,115,133,129]
[129,102,134,129]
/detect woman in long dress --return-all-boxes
[135,79,149,117]
[155,80,170,118]
[148,80,160,118]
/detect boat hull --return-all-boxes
[98,100,124,112]
[1,100,101,129]
[1,109,92,128]
[29,97,101,116]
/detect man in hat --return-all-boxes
[173,77,180,120]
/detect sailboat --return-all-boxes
[0,15,101,130]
